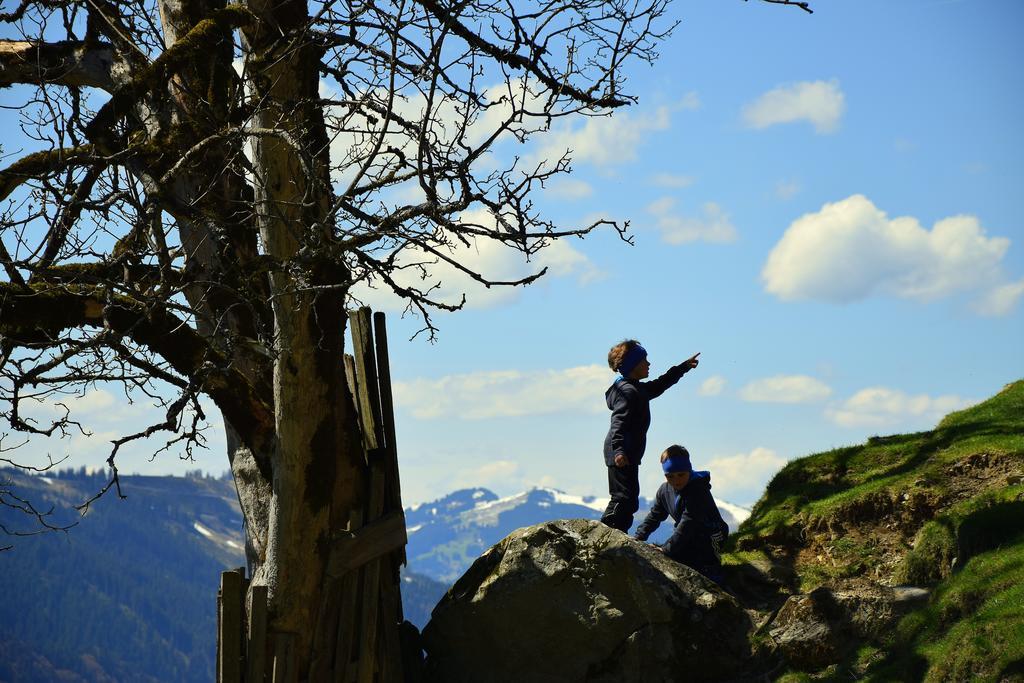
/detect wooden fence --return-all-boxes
[216,308,413,682]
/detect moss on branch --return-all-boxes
[0,146,96,202]
[0,281,275,453]
[84,5,256,143]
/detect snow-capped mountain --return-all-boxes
[404,486,750,584]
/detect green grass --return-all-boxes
[866,536,1024,682]
[732,380,1024,553]
[894,484,1024,586]
[726,380,1024,681]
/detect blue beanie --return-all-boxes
[662,447,692,474]
[618,344,648,377]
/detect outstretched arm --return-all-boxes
[634,490,668,541]
[661,506,697,557]
[643,352,700,399]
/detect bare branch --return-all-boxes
[84,5,256,144]
[414,0,639,108]
[0,283,276,454]
[749,0,813,14]
[0,145,98,204]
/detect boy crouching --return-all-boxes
[634,445,729,584]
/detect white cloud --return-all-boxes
[538,238,604,282]
[739,375,832,404]
[24,388,164,430]
[894,138,916,153]
[59,389,117,417]
[534,106,671,168]
[973,278,1024,316]
[350,208,604,311]
[677,91,702,111]
[647,198,738,245]
[742,79,845,134]
[652,173,695,189]
[468,77,553,147]
[394,364,610,419]
[469,460,519,482]
[526,474,560,490]
[67,430,120,462]
[533,93,699,169]
[321,76,551,191]
[775,179,801,200]
[762,194,1014,307]
[447,460,523,492]
[705,447,788,502]
[699,375,727,396]
[546,178,594,200]
[826,387,976,428]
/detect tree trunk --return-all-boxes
[155,0,373,675]
[241,0,370,676]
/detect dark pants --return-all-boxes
[665,535,725,585]
[601,463,640,532]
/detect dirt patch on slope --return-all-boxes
[736,451,1023,601]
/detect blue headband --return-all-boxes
[662,449,692,474]
[618,345,647,377]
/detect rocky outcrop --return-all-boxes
[765,584,929,671]
[421,519,751,683]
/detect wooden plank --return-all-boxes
[219,571,243,683]
[367,455,386,529]
[271,632,296,683]
[235,568,248,680]
[373,311,403,513]
[327,509,408,578]
[349,309,408,682]
[334,509,362,683]
[247,585,268,683]
[356,468,385,683]
[308,576,342,683]
[216,586,222,683]
[373,312,408,572]
[348,308,384,454]
[356,558,382,683]
[352,311,387,683]
[372,310,410,681]
[344,353,360,421]
[378,578,405,683]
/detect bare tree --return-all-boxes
[0,0,807,676]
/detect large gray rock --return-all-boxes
[422,519,752,683]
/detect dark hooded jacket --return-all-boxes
[602,364,688,467]
[634,471,729,568]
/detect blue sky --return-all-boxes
[374,0,1024,507]
[3,0,1022,509]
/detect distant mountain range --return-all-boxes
[0,469,749,680]
[404,486,749,584]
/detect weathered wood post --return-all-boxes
[215,308,411,682]
[218,568,245,683]
[349,307,387,683]
[247,585,268,683]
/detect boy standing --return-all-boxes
[601,340,699,532]
[634,445,729,584]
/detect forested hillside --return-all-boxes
[0,470,243,682]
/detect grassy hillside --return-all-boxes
[726,380,1024,681]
